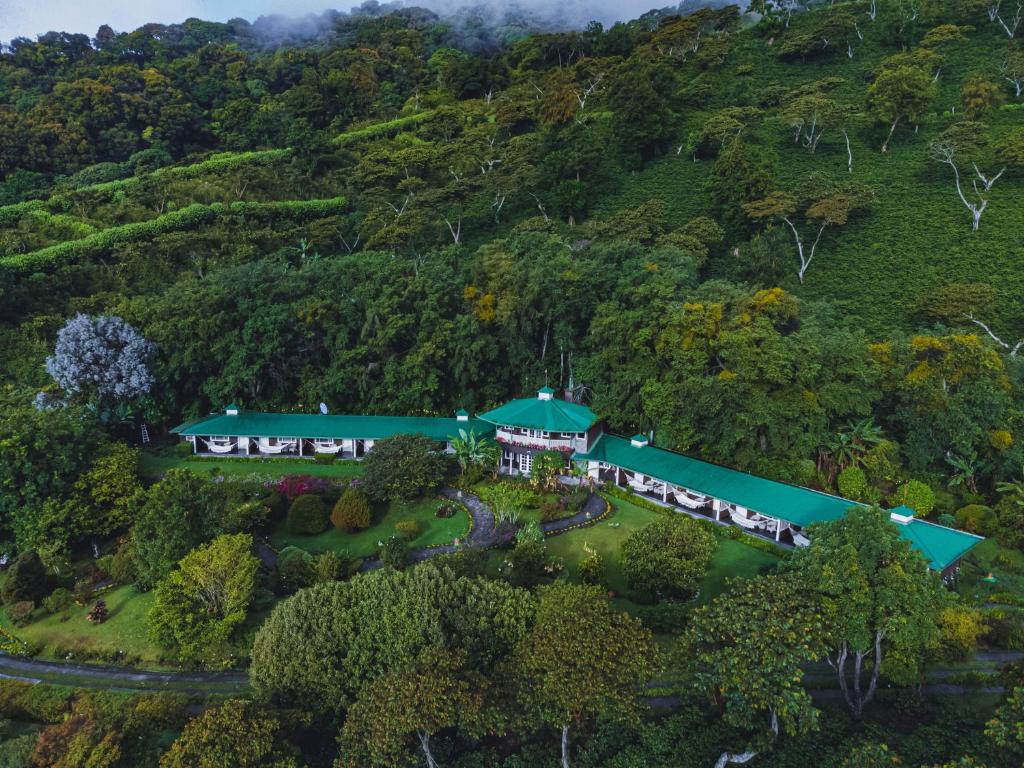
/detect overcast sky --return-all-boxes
[0,0,339,40]
[0,0,657,40]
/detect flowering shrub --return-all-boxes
[276,475,331,499]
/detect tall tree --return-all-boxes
[149,533,259,664]
[339,648,488,768]
[514,583,657,768]
[868,64,937,152]
[678,573,832,768]
[785,506,950,718]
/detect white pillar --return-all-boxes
[775,518,782,542]
[662,482,668,503]
[298,439,303,457]
[714,500,722,522]
[616,466,622,485]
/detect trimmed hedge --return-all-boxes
[0,196,348,274]
[334,111,435,146]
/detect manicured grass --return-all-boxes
[270,496,469,558]
[140,451,363,481]
[544,495,663,595]
[544,495,781,602]
[694,538,782,605]
[1,585,163,665]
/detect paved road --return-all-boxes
[0,652,249,694]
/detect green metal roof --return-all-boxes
[171,411,494,442]
[891,517,983,572]
[478,394,598,433]
[575,434,981,570]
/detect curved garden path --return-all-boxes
[539,492,610,536]
[362,487,514,570]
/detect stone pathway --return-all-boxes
[363,487,513,570]
[539,492,610,536]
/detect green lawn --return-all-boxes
[543,495,782,602]
[1,585,164,665]
[695,538,782,605]
[140,451,364,481]
[545,495,663,595]
[271,496,470,558]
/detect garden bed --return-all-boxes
[270,496,470,559]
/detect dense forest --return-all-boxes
[3,0,1024,766]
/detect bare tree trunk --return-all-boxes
[881,118,899,152]
[714,751,758,768]
[418,731,439,768]
[562,724,571,768]
[842,129,853,173]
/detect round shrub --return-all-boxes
[7,601,34,627]
[361,433,447,502]
[331,488,372,532]
[42,588,72,615]
[622,516,717,600]
[287,494,327,534]
[1,551,49,605]
[955,504,997,536]
[893,480,935,518]
[837,466,869,501]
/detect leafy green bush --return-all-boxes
[380,537,408,569]
[578,549,604,586]
[277,546,314,592]
[837,466,869,501]
[41,588,72,615]
[955,504,997,536]
[622,517,717,600]
[6,602,33,628]
[313,452,336,464]
[893,480,936,517]
[331,487,372,531]
[361,434,447,502]
[287,494,328,534]
[1,552,49,605]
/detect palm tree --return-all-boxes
[946,451,983,494]
[450,429,501,475]
[818,418,885,481]
[996,467,1024,507]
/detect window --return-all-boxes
[560,432,575,439]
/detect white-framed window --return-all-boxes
[519,453,533,473]
[503,450,514,461]
[526,429,547,439]
[560,432,575,439]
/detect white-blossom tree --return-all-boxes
[45,314,155,406]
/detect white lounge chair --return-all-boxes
[672,489,709,509]
[732,513,766,531]
[793,531,811,547]
[628,476,654,493]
